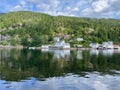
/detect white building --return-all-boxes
[50,40,70,49]
[89,43,99,49]
[54,37,60,42]
[90,41,114,49]
[102,41,113,49]
[77,38,83,41]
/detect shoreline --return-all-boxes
[0,46,119,51]
[0,45,24,49]
[0,45,92,50]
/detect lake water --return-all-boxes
[0,48,120,90]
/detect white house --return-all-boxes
[89,43,99,49]
[77,38,83,41]
[50,40,70,49]
[102,41,113,49]
[54,37,60,42]
[90,41,114,49]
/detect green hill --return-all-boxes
[0,11,120,47]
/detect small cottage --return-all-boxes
[49,40,70,49]
[102,41,113,49]
[89,43,99,49]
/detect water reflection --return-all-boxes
[0,48,120,90]
[53,50,70,59]
[0,48,11,60]
[41,49,70,59]
[102,49,114,56]
[0,72,120,90]
[90,50,99,56]
[41,48,49,52]
[77,51,83,60]
[90,49,115,56]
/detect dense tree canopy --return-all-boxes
[0,11,120,47]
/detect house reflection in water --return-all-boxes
[41,48,49,53]
[90,49,114,56]
[41,49,70,59]
[0,48,11,60]
[53,50,70,59]
[77,51,83,60]
[90,50,99,56]
[102,49,114,56]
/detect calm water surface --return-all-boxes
[0,48,120,90]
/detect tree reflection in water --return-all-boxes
[0,48,120,81]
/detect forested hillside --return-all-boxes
[0,11,120,47]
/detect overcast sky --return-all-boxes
[0,0,120,19]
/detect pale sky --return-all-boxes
[0,0,120,19]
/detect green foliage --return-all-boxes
[0,11,120,46]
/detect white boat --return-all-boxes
[28,47,35,50]
[41,45,49,49]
